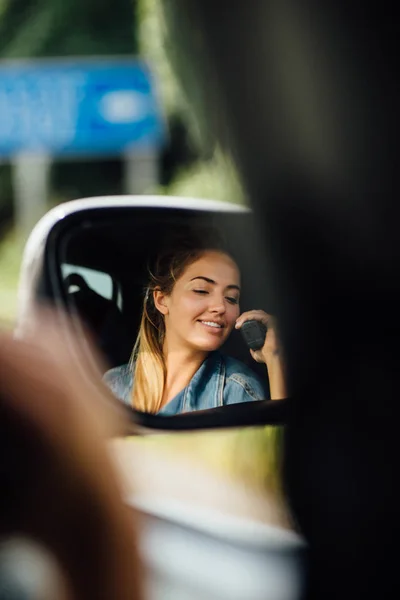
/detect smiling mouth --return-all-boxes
[198,320,224,329]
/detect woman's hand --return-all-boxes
[235,310,287,400]
[235,310,280,363]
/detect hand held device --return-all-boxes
[240,320,267,351]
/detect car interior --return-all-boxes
[55,206,274,398]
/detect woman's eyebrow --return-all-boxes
[190,276,240,291]
[190,276,215,284]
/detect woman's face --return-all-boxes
[156,251,241,354]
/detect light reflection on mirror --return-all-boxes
[59,208,282,415]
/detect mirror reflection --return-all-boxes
[60,209,286,415]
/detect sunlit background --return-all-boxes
[0,0,244,326]
[0,0,284,523]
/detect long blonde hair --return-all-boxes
[131,242,219,413]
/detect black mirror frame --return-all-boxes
[40,203,289,433]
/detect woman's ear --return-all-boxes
[153,289,169,315]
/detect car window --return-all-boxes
[61,263,122,310]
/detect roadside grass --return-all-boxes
[0,229,24,326]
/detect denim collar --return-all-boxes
[157,351,225,415]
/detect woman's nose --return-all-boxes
[209,296,226,314]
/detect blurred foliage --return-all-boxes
[138,0,245,204]
[126,425,287,519]
[0,229,24,324]
[137,0,209,151]
[160,0,218,156]
[165,148,244,203]
[0,0,245,237]
[0,0,136,57]
[137,0,179,117]
[0,0,137,231]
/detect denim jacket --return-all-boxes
[103,351,268,416]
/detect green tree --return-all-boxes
[0,0,137,235]
[0,0,137,57]
[138,0,245,203]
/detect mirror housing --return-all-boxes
[17,195,286,431]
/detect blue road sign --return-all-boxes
[0,58,165,157]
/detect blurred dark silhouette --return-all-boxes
[0,315,141,600]
[162,1,400,599]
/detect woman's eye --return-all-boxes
[226,296,239,305]
[193,289,208,295]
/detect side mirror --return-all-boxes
[17,195,287,431]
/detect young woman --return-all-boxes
[104,243,286,414]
